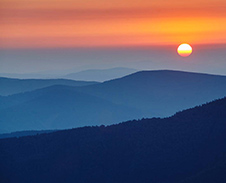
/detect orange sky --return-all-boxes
[1,0,226,48]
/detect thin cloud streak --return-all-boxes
[1,6,226,24]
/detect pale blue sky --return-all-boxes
[0,44,226,76]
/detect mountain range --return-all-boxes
[0,77,98,96]
[63,67,137,82]
[0,67,137,82]
[1,70,226,133]
[75,70,226,117]
[0,85,141,133]
[0,96,226,183]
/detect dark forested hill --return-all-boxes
[0,77,98,96]
[0,97,226,183]
[76,70,226,117]
[0,130,55,139]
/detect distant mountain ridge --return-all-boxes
[75,70,226,117]
[63,67,137,82]
[1,70,226,133]
[0,97,226,183]
[0,77,98,96]
[0,85,142,133]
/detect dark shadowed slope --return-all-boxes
[0,85,142,133]
[76,70,226,117]
[0,97,226,183]
[0,77,98,96]
[63,67,137,82]
[180,156,226,183]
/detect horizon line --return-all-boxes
[1,43,226,51]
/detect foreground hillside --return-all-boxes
[0,77,98,96]
[0,97,226,183]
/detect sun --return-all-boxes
[177,43,192,57]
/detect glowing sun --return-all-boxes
[177,43,192,57]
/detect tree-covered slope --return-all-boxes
[0,97,226,183]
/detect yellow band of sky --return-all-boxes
[1,0,226,48]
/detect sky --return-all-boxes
[1,45,226,76]
[1,0,226,48]
[0,0,226,75]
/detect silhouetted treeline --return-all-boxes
[0,97,226,183]
[0,130,55,139]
